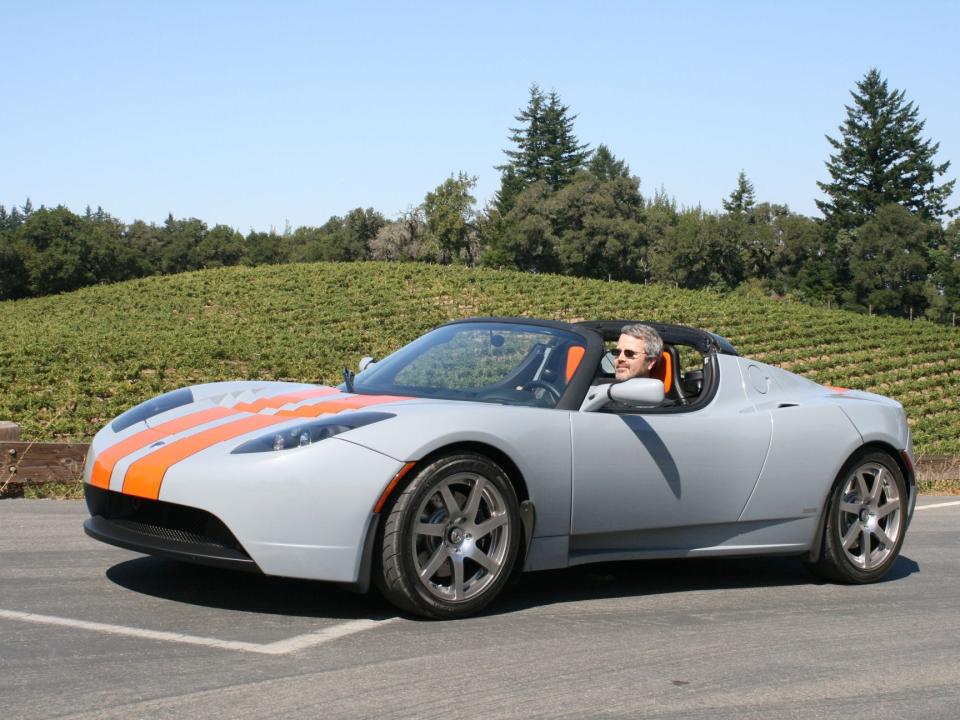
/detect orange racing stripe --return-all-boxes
[89,406,237,489]
[92,387,342,490]
[122,413,289,499]
[233,386,340,413]
[119,394,414,499]
[275,394,413,418]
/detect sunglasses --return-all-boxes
[612,348,645,360]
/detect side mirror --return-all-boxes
[580,378,665,412]
[358,356,377,373]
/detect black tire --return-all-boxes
[376,452,521,619]
[807,449,908,584]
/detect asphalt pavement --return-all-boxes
[1,498,958,720]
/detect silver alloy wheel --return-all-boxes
[837,462,902,571]
[411,471,511,603]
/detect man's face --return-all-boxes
[613,333,656,380]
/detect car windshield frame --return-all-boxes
[350,320,593,409]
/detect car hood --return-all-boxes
[86,381,451,497]
[140,381,428,429]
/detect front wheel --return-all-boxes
[807,450,907,583]
[376,453,521,619]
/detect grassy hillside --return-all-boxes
[2,261,958,454]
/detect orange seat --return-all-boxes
[565,345,586,382]
[649,350,673,392]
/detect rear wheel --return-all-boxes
[808,450,907,583]
[377,453,521,619]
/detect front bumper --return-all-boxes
[83,434,406,584]
[83,484,260,572]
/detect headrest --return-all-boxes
[565,345,585,381]
[649,350,672,391]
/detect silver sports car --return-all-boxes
[83,317,916,618]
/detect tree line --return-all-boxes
[2,69,956,322]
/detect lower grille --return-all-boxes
[110,519,224,548]
[83,485,259,572]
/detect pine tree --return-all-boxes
[817,68,955,230]
[495,84,590,210]
[493,165,525,216]
[501,84,548,186]
[588,144,631,181]
[540,90,590,189]
[723,171,756,214]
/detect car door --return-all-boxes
[568,354,772,552]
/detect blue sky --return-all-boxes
[3,1,958,232]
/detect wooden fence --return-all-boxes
[1,422,958,498]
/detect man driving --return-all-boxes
[613,323,663,380]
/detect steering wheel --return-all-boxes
[521,380,562,404]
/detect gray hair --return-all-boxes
[621,323,663,359]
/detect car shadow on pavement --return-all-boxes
[104,553,919,621]
[489,553,921,616]
[105,557,397,620]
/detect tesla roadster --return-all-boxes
[83,318,916,618]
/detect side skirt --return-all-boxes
[568,516,816,566]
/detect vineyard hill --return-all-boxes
[1,262,957,454]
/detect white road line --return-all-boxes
[257,619,390,655]
[0,609,393,655]
[915,500,960,511]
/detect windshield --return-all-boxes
[351,322,586,408]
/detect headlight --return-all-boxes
[111,388,195,432]
[231,411,395,454]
